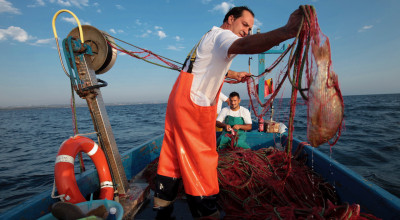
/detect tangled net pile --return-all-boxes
[143,144,379,219]
[217,146,380,219]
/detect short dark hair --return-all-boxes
[223,6,254,23]
[229,91,240,99]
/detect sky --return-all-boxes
[0,0,399,108]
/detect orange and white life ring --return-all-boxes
[54,135,114,204]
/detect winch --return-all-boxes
[68,25,117,75]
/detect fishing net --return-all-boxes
[142,145,380,219]
[226,5,344,149]
[216,145,380,219]
[303,7,344,148]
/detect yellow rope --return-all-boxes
[52,9,85,78]
[52,9,84,42]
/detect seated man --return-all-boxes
[216,92,252,149]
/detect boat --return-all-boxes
[2,131,400,219]
[1,10,400,220]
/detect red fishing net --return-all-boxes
[304,7,344,148]
[216,146,379,219]
[227,5,344,149]
[142,145,379,219]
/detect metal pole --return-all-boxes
[75,54,129,197]
[257,29,265,118]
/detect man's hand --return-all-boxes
[225,124,232,131]
[226,98,231,106]
[284,8,304,38]
[232,125,241,130]
[237,71,251,82]
[227,70,251,82]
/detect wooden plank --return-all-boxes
[120,173,150,219]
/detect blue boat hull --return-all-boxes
[1,132,399,219]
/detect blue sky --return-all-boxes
[1,0,399,107]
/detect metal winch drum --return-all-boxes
[68,25,117,74]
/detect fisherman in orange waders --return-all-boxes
[154,6,303,219]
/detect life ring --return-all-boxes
[54,135,114,204]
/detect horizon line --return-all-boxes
[1,92,399,110]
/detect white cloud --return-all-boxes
[34,38,53,44]
[154,26,163,30]
[141,30,152,38]
[57,0,71,6]
[62,17,91,25]
[136,19,142,26]
[37,0,46,5]
[211,2,234,14]
[109,29,123,35]
[0,0,21,14]
[174,36,182,42]
[0,26,54,47]
[0,26,29,42]
[28,0,46,8]
[56,0,89,8]
[93,2,99,7]
[157,30,166,39]
[252,18,263,34]
[358,25,373,33]
[30,38,54,46]
[202,0,212,4]
[167,45,184,51]
[97,9,101,13]
[116,4,124,10]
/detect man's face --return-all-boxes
[228,10,254,37]
[229,96,241,110]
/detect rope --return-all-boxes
[51,179,65,201]
[52,9,84,78]
[286,5,315,156]
[70,83,85,172]
[74,132,98,137]
[103,33,182,71]
[103,33,182,66]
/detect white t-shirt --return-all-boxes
[217,92,228,114]
[183,26,239,106]
[217,106,252,125]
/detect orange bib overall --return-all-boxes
[157,70,221,196]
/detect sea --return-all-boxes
[0,93,399,214]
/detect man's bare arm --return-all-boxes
[228,9,303,55]
[232,124,252,131]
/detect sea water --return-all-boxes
[0,93,399,213]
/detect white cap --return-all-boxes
[110,207,117,214]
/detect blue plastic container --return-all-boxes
[38,199,124,220]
